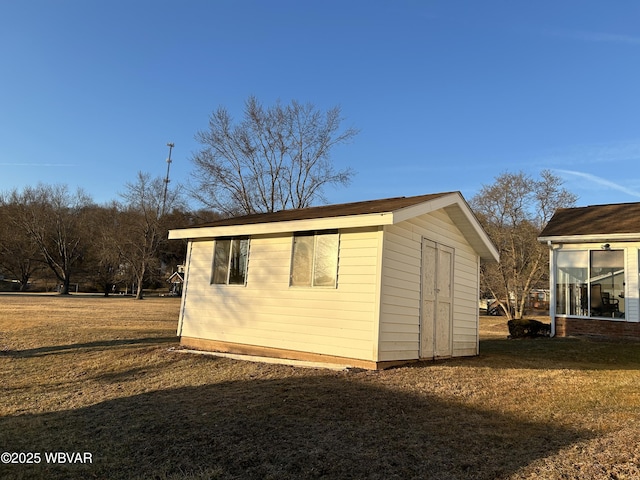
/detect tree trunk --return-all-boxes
[134,266,145,300]
[59,276,71,295]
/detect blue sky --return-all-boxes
[2,0,640,209]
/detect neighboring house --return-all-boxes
[167,271,184,296]
[539,202,640,339]
[168,192,499,369]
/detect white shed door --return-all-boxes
[421,239,454,359]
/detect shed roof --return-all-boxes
[169,192,499,262]
[193,193,451,227]
[539,202,640,242]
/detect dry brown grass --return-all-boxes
[1,294,639,479]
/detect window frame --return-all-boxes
[290,230,339,288]
[554,247,625,319]
[211,237,250,286]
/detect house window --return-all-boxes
[589,250,624,318]
[212,238,249,285]
[555,251,588,316]
[555,249,624,318]
[290,231,339,287]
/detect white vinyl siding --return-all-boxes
[378,209,480,361]
[176,199,487,365]
[179,228,381,361]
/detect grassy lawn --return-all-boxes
[1,295,639,479]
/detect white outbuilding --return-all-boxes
[169,192,499,369]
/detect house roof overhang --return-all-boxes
[539,233,640,245]
[539,202,640,245]
[169,211,395,238]
[169,192,500,263]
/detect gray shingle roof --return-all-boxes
[540,202,640,237]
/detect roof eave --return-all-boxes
[538,233,640,244]
[383,192,499,263]
[446,206,500,263]
[168,211,396,239]
[169,192,501,263]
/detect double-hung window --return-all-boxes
[212,238,250,285]
[290,231,339,287]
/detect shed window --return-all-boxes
[212,238,249,285]
[291,232,339,287]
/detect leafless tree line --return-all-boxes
[0,97,358,297]
[3,98,575,314]
[0,175,214,298]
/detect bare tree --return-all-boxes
[190,96,358,216]
[6,184,92,294]
[0,198,44,290]
[82,203,123,296]
[471,170,577,319]
[119,172,183,300]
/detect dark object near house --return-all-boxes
[527,289,550,312]
[487,300,515,316]
[589,283,619,317]
[487,300,504,316]
[507,319,551,339]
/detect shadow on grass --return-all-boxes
[477,337,640,371]
[0,373,594,480]
[0,337,177,358]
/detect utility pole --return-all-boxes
[162,142,174,216]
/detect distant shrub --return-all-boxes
[0,280,20,292]
[507,319,551,339]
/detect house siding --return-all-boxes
[556,317,640,339]
[179,227,381,361]
[378,210,480,361]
